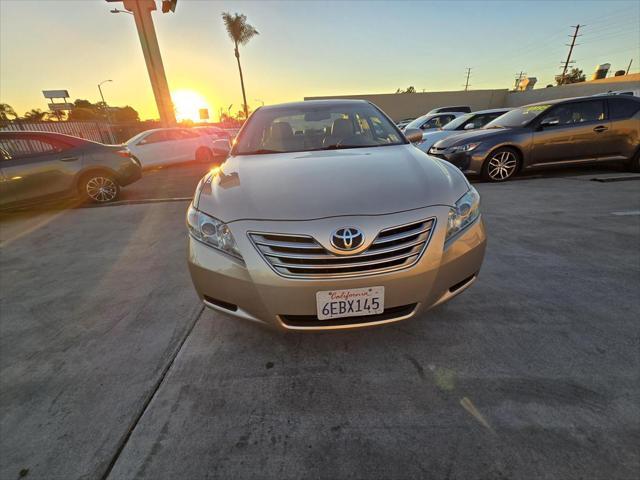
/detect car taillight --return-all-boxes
[116,149,132,158]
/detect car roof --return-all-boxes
[521,94,639,108]
[136,127,190,135]
[262,99,370,110]
[0,130,95,145]
[470,107,512,114]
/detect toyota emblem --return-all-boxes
[331,227,365,251]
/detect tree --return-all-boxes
[556,68,586,85]
[68,99,102,121]
[221,12,259,119]
[396,86,416,93]
[22,109,49,121]
[0,103,18,122]
[111,106,139,123]
[68,108,101,121]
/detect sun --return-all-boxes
[172,89,211,122]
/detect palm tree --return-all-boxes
[221,12,258,119]
[22,109,49,122]
[0,103,17,122]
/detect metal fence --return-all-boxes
[0,120,240,145]
[0,120,116,144]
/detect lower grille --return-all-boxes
[280,304,417,328]
[249,218,435,279]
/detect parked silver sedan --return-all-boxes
[187,100,486,331]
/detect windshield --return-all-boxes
[485,104,551,128]
[125,131,149,144]
[442,113,473,131]
[233,103,405,155]
[404,115,430,131]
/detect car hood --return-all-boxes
[433,127,513,148]
[196,145,469,223]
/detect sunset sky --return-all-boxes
[1,0,638,121]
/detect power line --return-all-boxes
[464,67,472,91]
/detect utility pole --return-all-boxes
[559,24,582,84]
[108,0,176,126]
[464,67,472,91]
[626,58,633,75]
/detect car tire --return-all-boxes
[628,149,640,173]
[196,147,214,164]
[79,172,120,204]
[482,147,521,182]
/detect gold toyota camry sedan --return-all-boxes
[187,100,486,331]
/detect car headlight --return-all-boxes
[450,142,480,153]
[187,204,243,260]
[446,186,480,241]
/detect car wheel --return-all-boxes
[482,147,521,182]
[196,147,214,164]
[80,173,120,203]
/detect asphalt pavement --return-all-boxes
[1,164,639,480]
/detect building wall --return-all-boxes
[504,74,640,107]
[305,74,640,120]
[306,89,508,121]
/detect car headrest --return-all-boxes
[269,122,293,140]
[331,118,354,138]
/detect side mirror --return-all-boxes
[404,128,423,144]
[212,138,231,157]
[464,123,476,130]
[539,116,560,129]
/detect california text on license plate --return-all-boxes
[316,286,385,320]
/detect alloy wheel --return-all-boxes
[487,150,518,181]
[86,176,118,203]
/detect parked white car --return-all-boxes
[125,128,217,169]
[401,111,465,133]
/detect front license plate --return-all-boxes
[316,286,385,320]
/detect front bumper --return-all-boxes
[428,147,487,174]
[188,205,486,331]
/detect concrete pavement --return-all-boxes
[1,170,639,479]
[0,202,201,479]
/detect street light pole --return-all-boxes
[98,79,116,144]
[108,0,176,127]
[98,79,112,107]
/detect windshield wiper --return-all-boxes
[242,149,283,155]
[314,144,388,151]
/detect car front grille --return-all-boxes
[249,218,435,278]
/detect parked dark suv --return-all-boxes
[427,95,640,181]
[0,131,142,208]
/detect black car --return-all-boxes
[0,131,142,208]
[427,95,640,181]
[427,105,472,114]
